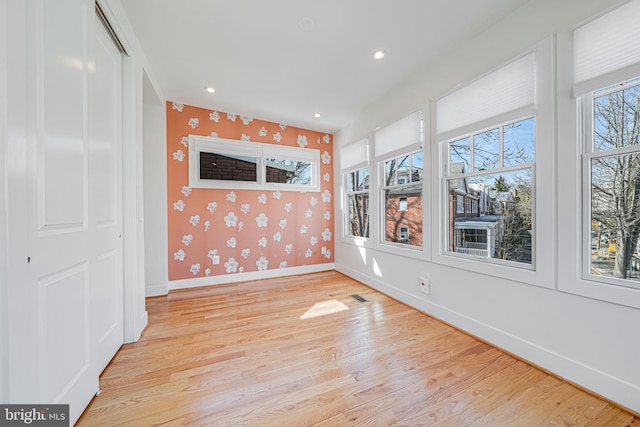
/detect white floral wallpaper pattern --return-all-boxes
[167,102,334,281]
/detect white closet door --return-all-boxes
[8,0,124,423]
[89,10,124,377]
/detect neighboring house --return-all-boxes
[385,166,423,246]
[448,163,501,258]
[200,152,299,184]
[385,186,422,245]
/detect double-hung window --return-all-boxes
[341,138,370,239]
[445,118,535,264]
[438,53,536,266]
[374,111,424,250]
[435,42,554,287]
[574,0,640,290]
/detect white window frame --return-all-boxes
[340,137,370,245]
[344,165,370,240]
[580,79,640,290]
[442,117,536,269]
[556,2,640,308]
[372,110,428,260]
[432,39,555,289]
[189,135,320,192]
[377,146,424,254]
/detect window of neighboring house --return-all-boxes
[399,226,409,241]
[456,195,464,213]
[341,138,370,240]
[382,150,423,247]
[581,77,640,289]
[375,110,424,252]
[437,51,540,269]
[189,135,320,191]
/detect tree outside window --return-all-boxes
[588,78,640,285]
[345,167,369,238]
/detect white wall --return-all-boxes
[334,0,640,414]
[143,70,169,297]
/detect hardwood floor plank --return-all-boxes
[77,271,638,426]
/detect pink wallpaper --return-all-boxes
[167,102,334,281]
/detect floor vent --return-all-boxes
[350,294,368,303]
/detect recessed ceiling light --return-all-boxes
[373,50,385,60]
[205,87,215,93]
[314,113,321,118]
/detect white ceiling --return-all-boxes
[118,0,529,134]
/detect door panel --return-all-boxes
[41,265,91,401]
[90,10,124,375]
[39,0,87,231]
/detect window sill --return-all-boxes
[432,250,554,289]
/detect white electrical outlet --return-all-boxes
[419,276,430,295]
[321,247,327,255]
[212,256,220,265]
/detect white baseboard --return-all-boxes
[336,263,640,415]
[146,282,169,297]
[137,310,148,340]
[169,263,336,291]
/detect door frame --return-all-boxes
[98,0,149,344]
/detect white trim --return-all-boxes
[169,263,335,291]
[145,282,169,297]
[335,263,640,414]
[189,135,321,192]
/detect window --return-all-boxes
[382,150,423,246]
[265,158,312,185]
[571,0,640,295]
[189,135,320,191]
[399,197,408,212]
[374,110,424,251]
[437,51,541,272]
[345,167,370,238]
[582,78,640,289]
[399,226,409,241]
[341,138,369,240]
[444,118,534,265]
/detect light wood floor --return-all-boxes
[78,271,638,426]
